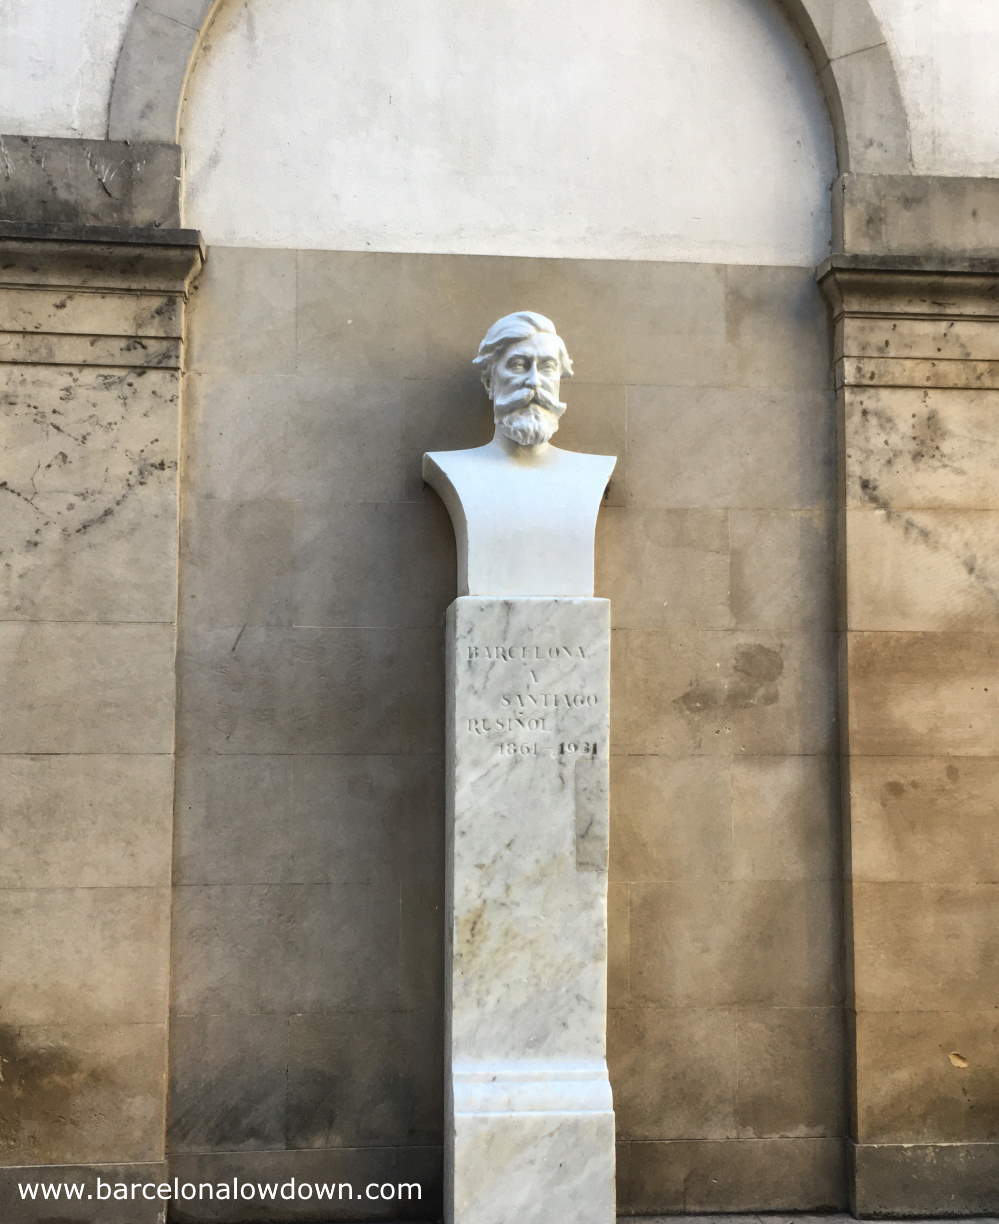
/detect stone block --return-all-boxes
[610,756,734,882]
[607,881,630,1005]
[171,882,400,1016]
[0,331,180,368]
[178,626,440,758]
[185,247,296,374]
[295,250,727,386]
[846,508,999,631]
[730,755,840,881]
[613,628,837,756]
[851,1140,999,1217]
[626,385,834,511]
[174,754,290,885]
[0,887,169,1026]
[181,497,295,628]
[286,376,415,502]
[292,881,406,1013]
[839,355,999,391]
[0,754,172,888]
[292,498,453,628]
[819,44,909,176]
[723,264,830,391]
[565,260,725,387]
[0,1022,166,1165]
[854,1010,999,1144]
[141,0,215,28]
[847,631,999,756]
[0,622,175,753]
[286,1011,442,1149]
[850,756,999,884]
[734,1008,846,1138]
[0,362,179,621]
[796,0,885,63]
[175,752,442,886]
[0,487,177,623]
[0,136,182,229]
[0,285,181,338]
[840,314,999,363]
[184,372,422,505]
[400,874,445,1013]
[608,1007,738,1139]
[168,1014,289,1153]
[177,625,441,755]
[596,508,732,629]
[288,749,440,886]
[0,1162,168,1224]
[852,882,999,1012]
[171,885,286,1024]
[730,509,835,631]
[843,386,999,512]
[837,173,999,260]
[167,1146,440,1222]
[452,1114,614,1224]
[348,787,425,903]
[619,1136,845,1213]
[0,363,178,493]
[630,879,842,1008]
[109,3,205,142]
[182,371,289,501]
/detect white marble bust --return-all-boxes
[423,311,616,597]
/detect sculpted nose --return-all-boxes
[523,366,538,388]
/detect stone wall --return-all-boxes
[169,245,843,1218]
[1,2,999,1219]
[823,253,999,1216]
[0,225,201,1220]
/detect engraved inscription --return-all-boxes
[465,641,601,757]
[467,644,587,661]
[501,692,598,709]
[467,716,548,734]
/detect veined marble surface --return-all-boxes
[445,597,615,1224]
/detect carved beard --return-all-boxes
[493,386,566,447]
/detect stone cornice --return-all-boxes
[0,221,204,293]
[818,253,999,321]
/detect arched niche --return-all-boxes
[165,2,854,1215]
[109,0,909,184]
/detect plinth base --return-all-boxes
[452,1103,614,1224]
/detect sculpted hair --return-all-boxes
[472,311,574,392]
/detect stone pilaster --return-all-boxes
[0,222,202,1222]
[820,254,999,1218]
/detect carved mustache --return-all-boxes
[495,385,567,416]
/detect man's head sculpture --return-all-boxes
[473,311,574,447]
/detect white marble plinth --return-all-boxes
[445,597,615,1224]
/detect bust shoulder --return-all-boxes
[424,442,615,484]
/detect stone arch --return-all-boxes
[108,0,910,175]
